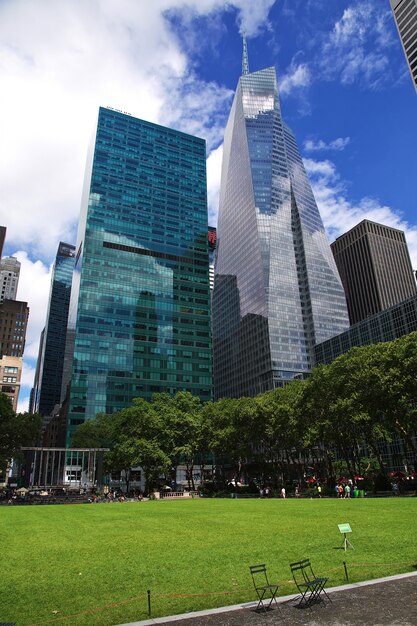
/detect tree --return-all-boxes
[0,393,41,473]
[153,392,204,490]
[73,397,171,493]
[257,380,306,485]
[202,396,262,485]
[379,332,417,459]
[71,412,114,448]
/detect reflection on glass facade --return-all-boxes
[315,294,417,365]
[208,226,217,293]
[213,64,349,398]
[32,242,75,417]
[64,107,212,445]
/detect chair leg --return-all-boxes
[255,588,279,612]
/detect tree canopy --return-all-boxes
[72,332,417,491]
[0,393,41,473]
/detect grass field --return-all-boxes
[1,497,416,626]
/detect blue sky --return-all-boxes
[0,0,416,412]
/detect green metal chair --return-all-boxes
[289,559,330,608]
[249,563,279,612]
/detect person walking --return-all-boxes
[344,484,351,498]
[281,487,286,499]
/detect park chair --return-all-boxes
[289,559,330,608]
[249,564,279,612]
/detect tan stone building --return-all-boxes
[0,354,23,412]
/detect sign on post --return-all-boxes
[338,523,352,534]
[338,523,354,551]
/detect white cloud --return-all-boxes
[319,2,395,89]
[233,0,276,37]
[304,157,417,270]
[280,58,311,96]
[304,137,351,152]
[12,251,52,412]
[14,251,52,361]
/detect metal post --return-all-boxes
[343,561,349,582]
[147,589,151,617]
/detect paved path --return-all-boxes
[119,571,417,626]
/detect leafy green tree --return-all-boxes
[379,332,417,458]
[74,397,171,493]
[71,412,114,448]
[302,344,393,479]
[0,393,41,472]
[256,380,305,485]
[147,391,211,490]
[202,396,261,485]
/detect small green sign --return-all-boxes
[338,523,352,534]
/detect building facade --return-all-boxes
[0,299,29,358]
[31,242,75,418]
[314,293,417,364]
[63,107,212,445]
[390,0,417,93]
[0,256,20,302]
[331,219,417,325]
[212,46,349,398]
[0,354,22,411]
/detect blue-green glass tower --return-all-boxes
[64,107,212,445]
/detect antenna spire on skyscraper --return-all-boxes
[242,32,249,75]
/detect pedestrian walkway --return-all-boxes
[118,571,417,626]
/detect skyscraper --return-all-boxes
[63,107,212,445]
[390,0,417,93]
[31,242,75,417]
[212,41,349,398]
[0,256,20,302]
[331,219,417,325]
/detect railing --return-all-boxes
[159,491,197,499]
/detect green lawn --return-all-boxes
[1,498,416,626]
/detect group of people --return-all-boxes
[259,486,287,498]
[335,481,356,498]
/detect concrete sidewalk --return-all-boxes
[118,571,417,626]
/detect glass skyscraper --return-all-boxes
[63,107,212,445]
[213,49,349,398]
[31,242,75,417]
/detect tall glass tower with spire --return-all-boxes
[212,40,349,398]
